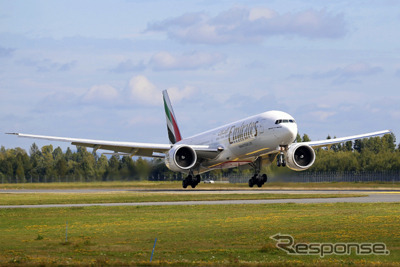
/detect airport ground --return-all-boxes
[0,181,399,266]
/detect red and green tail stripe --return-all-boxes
[163,90,182,144]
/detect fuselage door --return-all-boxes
[257,119,265,135]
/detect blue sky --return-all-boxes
[1,0,399,152]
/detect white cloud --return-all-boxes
[127,75,196,106]
[128,75,161,105]
[168,86,195,103]
[249,8,276,21]
[82,85,119,103]
[146,7,347,44]
[149,51,225,71]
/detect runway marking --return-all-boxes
[368,192,400,194]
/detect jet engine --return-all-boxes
[165,145,197,172]
[285,144,316,171]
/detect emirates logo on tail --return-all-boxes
[163,90,182,144]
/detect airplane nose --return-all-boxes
[282,123,298,144]
[288,123,298,142]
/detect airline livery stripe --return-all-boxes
[170,112,182,142]
[164,100,172,123]
[245,148,270,156]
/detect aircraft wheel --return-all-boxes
[182,179,188,188]
[195,175,201,184]
[262,174,267,183]
[257,181,263,187]
[248,178,254,187]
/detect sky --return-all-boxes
[1,0,399,152]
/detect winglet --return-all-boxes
[163,90,182,144]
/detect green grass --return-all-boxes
[0,192,365,206]
[1,180,399,190]
[0,202,399,266]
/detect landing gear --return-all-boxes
[277,153,286,167]
[248,158,268,188]
[277,146,287,167]
[248,173,268,188]
[182,174,201,189]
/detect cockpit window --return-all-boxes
[275,119,296,124]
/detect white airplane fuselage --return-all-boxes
[171,110,297,173]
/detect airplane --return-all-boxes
[7,90,391,188]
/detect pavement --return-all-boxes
[0,188,399,209]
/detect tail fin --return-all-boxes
[163,90,182,144]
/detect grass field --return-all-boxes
[0,181,398,266]
[0,202,399,266]
[1,181,399,190]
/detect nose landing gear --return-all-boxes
[277,153,286,167]
[277,146,287,167]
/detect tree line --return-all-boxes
[0,144,163,183]
[297,133,400,173]
[0,133,399,183]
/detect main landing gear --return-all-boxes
[182,173,201,188]
[248,157,268,188]
[248,173,267,188]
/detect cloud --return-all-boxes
[296,103,338,123]
[146,7,346,44]
[127,75,195,106]
[311,62,383,84]
[33,91,79,113]
[127,75,160,105]
[149,51,225,71]
[32,75,195,117]
[17,58,77,72]
[82,85,120,104]
[289,62,383,85]
[168,86,195,102]
[110,59,146,73]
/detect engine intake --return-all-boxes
[165,145,197,172]
[285,144,316,171]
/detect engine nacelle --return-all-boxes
[165,145,197,172]
[285,144,316,171]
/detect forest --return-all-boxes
[0,133,399,183]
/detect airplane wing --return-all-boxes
[6,133,223,159]
[299,130,392,149]
[7,133,172,157]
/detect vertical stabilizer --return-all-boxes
[163,90,182,144]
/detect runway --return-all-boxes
[0,188,399,209]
